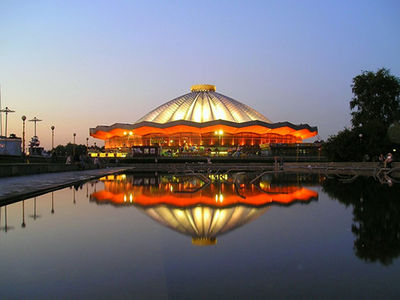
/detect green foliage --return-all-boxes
[388,121,400,144]
[54,143,87,157]
[350,68,400,129]
[324,68,400,161]
[324,128,360,161]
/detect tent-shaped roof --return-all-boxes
[136,84,271,124]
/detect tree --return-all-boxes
[350,68,400,129]
[388,121,400,144]
[324,128,361,161]
[324,68,400,161]
[54,143,87,157]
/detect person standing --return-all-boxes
[384,153,393,168]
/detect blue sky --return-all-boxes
[1,0,399,148]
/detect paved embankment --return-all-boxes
[0,167,131,205]
[0,163,96,177]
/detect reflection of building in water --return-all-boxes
[139,205,270,246]
[90,174,318,245]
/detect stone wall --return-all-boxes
[0,164,82,177]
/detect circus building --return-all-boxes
[90,174,318,245]
[90,84,317,155]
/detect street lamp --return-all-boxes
[359,133,363,161]
[29,117,42,137]
[73,133,76,156]
[0,106,15,137]
[21,115,26,155]
[51,126,55,150]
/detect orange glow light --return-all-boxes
[91,182,318,207]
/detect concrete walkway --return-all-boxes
[0,167,131,204]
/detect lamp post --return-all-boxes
[73,133,76,156]
[0,107,15,137]
[51,126,55,150]
[29,117,42,137]
[21,115,26,155]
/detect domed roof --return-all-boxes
[136,84,271,124]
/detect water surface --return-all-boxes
[1,172,399,299]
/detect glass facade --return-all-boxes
[105,132,300,149]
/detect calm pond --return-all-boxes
[1,172,399,299]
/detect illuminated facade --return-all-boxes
[90,173,318,245]
[90,84,317,150]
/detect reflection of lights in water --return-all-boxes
[259,182,270,189]
[91,180,318,207]
[139,205,269,246]
[215,194,224,202]
[209,174,228,181]
[124,194,133,203]
[214,194,224,203]
[89,175,318,245]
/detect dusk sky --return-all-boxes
[1,0,399,149]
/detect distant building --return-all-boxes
[0,136,22,156]
[90,84,317,152]
[28,135,44,156]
